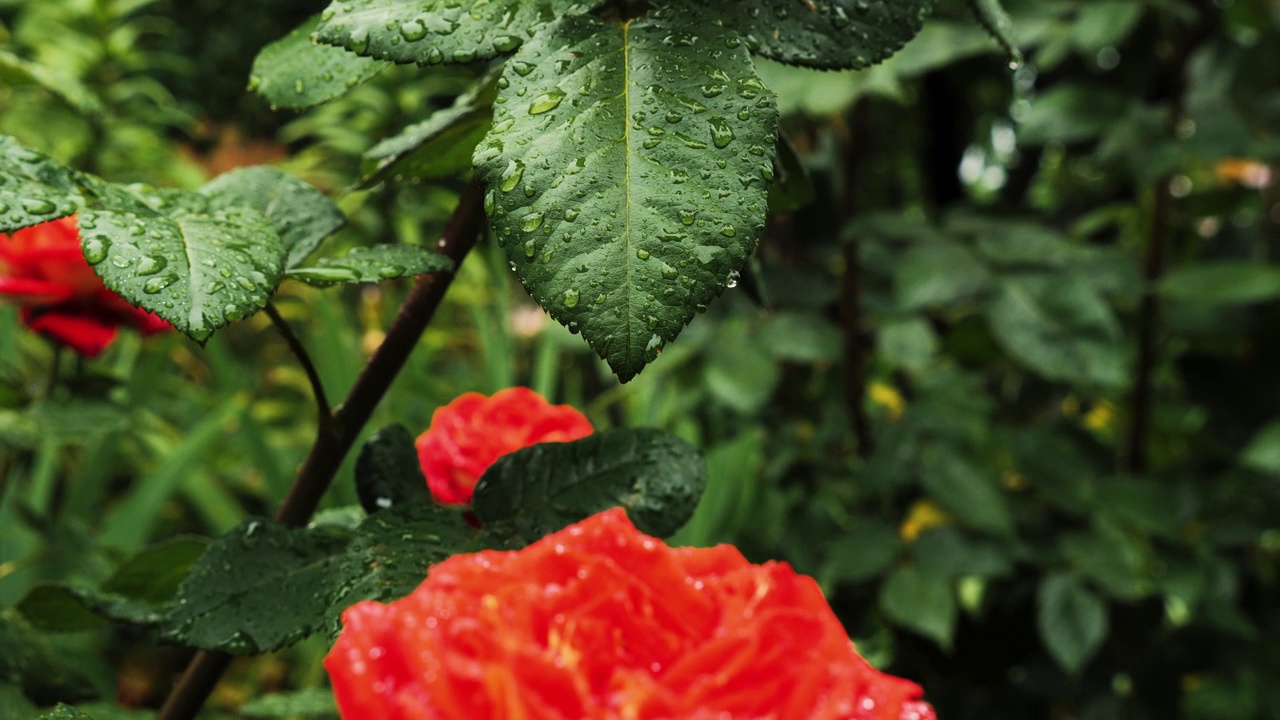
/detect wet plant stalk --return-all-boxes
[156,178,487,720]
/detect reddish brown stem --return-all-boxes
[156,178,487,720]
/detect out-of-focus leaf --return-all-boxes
[879,317,937,372]
[0,609,99,705]
[1018,85,1130,144]
[919,446,1014,537]
[1038,573,1108,673]
[241,688,338,718]
[879,565,956,648]
[896,243,991,310]
[1161,262,1280,306]
[758,312,841,363]
[0,50,102,115]
[987,274,1125,388]
[819,519,901,586]
[1241,422,1280,475]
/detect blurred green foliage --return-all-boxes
[2,0,1280,718]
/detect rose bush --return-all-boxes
[326,508,935,720]
[0,216,170,356]
[416,387,594,505]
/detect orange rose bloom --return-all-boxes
[0,216,169,356]
[416,387,594,505]
[325,508,935,720]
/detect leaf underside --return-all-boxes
[314,0,604,65]
[286,243,454,286]
[661,0,935,70]
[473,10,779,381]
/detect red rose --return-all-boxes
[325,508,936,720]
[0,216,170,356]
[416,387,594,505]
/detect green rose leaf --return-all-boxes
[17,585,163,633]
[201,166,346,269]
[286,244,454,286]
[354,424,430,514]
[324,498,489,638]
[0,135,83,232]
[1038,573,1109,674]
[661,0,934,70]
[79,195,286,342]
[362,102,494,186]
[249,14,389,111]
[314,0,603,65]
[473,9,778,381]
[160,519,351,654]
[473,428,707,542]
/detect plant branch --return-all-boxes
[1123,178,1171,475]
[157,178,488,720]
[264,301,332,427]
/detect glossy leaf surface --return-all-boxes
[474,10,778,380]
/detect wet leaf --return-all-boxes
[80,196,286,342]
[354,424,430,514]
[473,428,707,542]
[315,0,604,65]
[0,135,83,232]
[160,519,351,654]
[249,14,389,111]
[201,165,345,269]
[664,0,934,70]
[473,9,778,380]
[286,244,453,286]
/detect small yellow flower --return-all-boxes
[900,499,951,542]
[1083,400,1116,433]
[868,381,906,422]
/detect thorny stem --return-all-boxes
[264,302,333,428]
[156,178,488,720]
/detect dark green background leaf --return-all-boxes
[1038,573,1108,673]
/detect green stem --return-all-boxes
[155,178,488,720]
